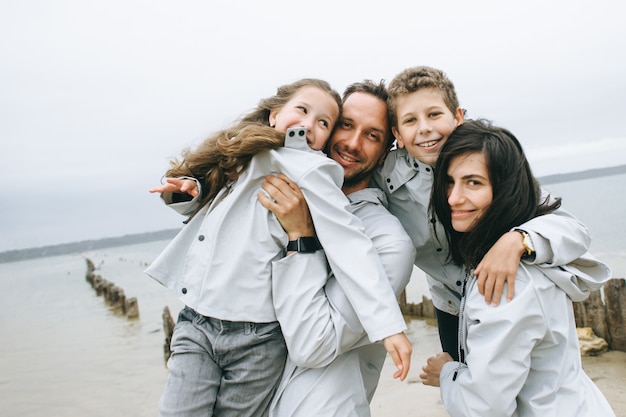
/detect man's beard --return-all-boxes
[342,167,374,189]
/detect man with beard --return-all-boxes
[258,80,415,417]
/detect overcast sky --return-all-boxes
[1,0,625,252]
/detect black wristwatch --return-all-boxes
[286,237,322,253]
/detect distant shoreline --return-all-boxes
[0,229,181,264]
[537,163,626,185]
[2,163,625,264]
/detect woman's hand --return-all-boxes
[419,352,453,387]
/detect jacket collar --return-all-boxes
[347,187,388,209]
[378,148,434,193]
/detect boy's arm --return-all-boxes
[475,205,590,305]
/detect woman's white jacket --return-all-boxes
[439,255,616,416]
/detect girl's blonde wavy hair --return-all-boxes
[165,78,342,216]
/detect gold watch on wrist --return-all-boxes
[516,229,535,258]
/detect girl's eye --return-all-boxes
[297,106,308,114]
[319,120,329,128]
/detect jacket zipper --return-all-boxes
[453,269,473,381]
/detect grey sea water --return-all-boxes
[542,172,626,277]
[0,173,624,416]
[0,241,182,416]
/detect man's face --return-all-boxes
[327,92,389,193]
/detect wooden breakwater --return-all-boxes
[399,277,626,354]
[573,278,626,353]
[84,258,139,318]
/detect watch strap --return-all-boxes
[286,236,322,253]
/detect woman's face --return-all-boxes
[446,152,493,233]
[269,86,339,151]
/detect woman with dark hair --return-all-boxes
[420,119,615,416]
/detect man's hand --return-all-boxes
[474,231,525,305]
[149,178,198,197]
[419,352,453,387]
[382,332,412,381]
[257,173,315,239]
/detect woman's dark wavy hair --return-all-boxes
[430,119,561,268]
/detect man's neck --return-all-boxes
[341,176,371,196]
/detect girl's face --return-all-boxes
[446,152,493,233]
[392,87,464,166]
[269,86,339,151]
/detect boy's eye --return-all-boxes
[429,111,443,118]
[403,117,416,124]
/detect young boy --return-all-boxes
[373,66,597,358]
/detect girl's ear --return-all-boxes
[392,127,405,149]
[269,109,278,128]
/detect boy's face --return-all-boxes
[392,87,463,166]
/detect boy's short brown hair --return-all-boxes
[387,66,460,128]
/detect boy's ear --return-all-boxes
[454,107,464,126]
[391,127,405,149]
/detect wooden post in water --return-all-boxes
[162,306,176,366]
[84,257,139,319]
[604,278,626,351]
[125,297,139,319]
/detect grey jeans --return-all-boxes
[158,307,288,417]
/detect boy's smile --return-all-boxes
[392,87,463,166]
